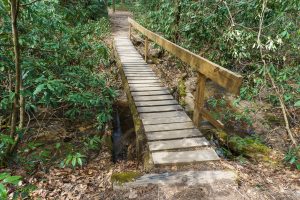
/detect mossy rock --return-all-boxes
[213,129,272,162]
[111,171,142,185]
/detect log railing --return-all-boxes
[128,18,243,129]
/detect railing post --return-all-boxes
[129,24,132,40]
[193,73,206,127]
[112,0,115,13]
[144,37,149,62]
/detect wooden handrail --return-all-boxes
[128,17,243,128]
[128,18,242,94]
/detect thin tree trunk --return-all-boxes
[174,0,181,43]
[19,81,25,129]
[9,0,21,150]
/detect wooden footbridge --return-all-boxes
[113,18,242,167]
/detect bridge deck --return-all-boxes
[114,36,220,166]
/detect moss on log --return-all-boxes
[212,129,272,162]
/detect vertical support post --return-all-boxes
[144,37,149,62]
[193,73,206,127]
[112,0,115,13]
[129,24,132,40]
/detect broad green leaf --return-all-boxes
[33,84,45,95]
[0,183,7,200]
[3,176,21,185]
[0,173,10,181]
[77,157,83,166]
[71,157,76,167]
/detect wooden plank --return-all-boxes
[193,73,206,127]
[131,90,169,96]
[137,105,182,113]
[120,58,144,60]
[128,80,160,84]
[144,122,194,132]
[139,111,188,119]
[123,63,149,66]
[129,83,161,87]
[124,69,153,72]
[152,149,220,165]
[146,129,202,141]
[135,100,178,107]
[142,116,192,125]
[125,71,155,73]
[122,61,147,64]
[130,86,166,92]
[123,66,150,69]
[126,73,156,77]
[133,95,173,102]
[127,77,159,80]
[148,137,209,151]
[128,18,242,94]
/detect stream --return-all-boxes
[112,100,135,163]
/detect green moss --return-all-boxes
[111,171,142,184]
[265,113,284,126]
[178,79,186,106]
[212,129,272,161]
[143,151,154,172]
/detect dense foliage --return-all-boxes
[0,0,115,164]
[130,0,299,108]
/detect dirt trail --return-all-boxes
[109,9,132,37]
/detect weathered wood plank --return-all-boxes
[146,129,202,141]
[137,105,182,113]
[152,149,220,165]
[124,69,153,72]
[131,90,169,96]
[126,74,156,77]
[127,77,159,80]
[129,83,162,88]
[144,122,194,132]
[123,66,150,69]
[148,137,209,151]
[130,86,167,92]
[142,116,192,125]
[139,111,188,119]
[135,100,178,107]
[128,80,160,84]
[133,95,173,102]
[128,18,242,94]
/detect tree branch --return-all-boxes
[257,0,297,146]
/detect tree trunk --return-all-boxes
[19,81,25,129]
[174,0,181,42]
[9,0,21,150]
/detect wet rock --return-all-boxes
[147,59,154,64]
